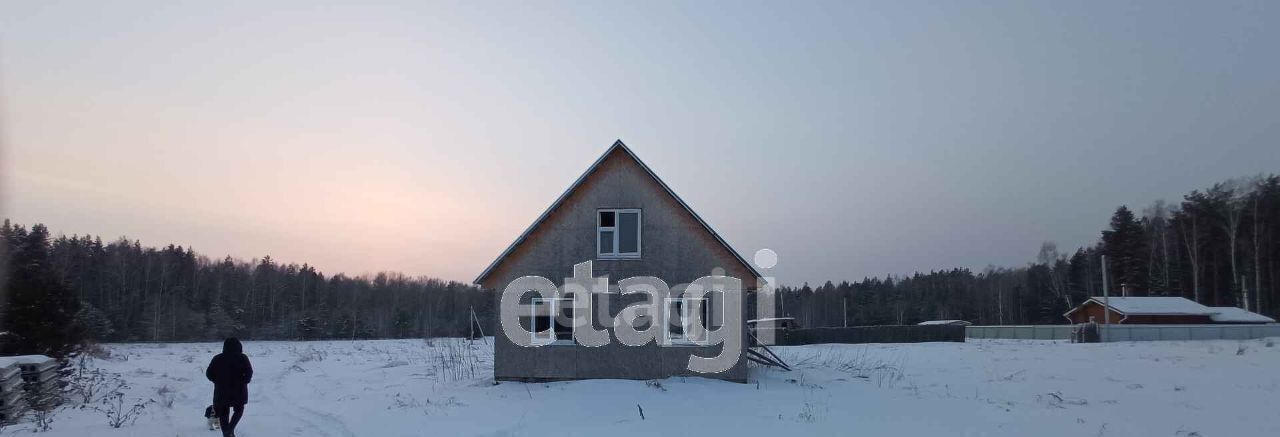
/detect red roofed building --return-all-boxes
[1064,296,1276,325]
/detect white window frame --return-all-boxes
[597,209,642,259]
[530,296,574,346]
[663,297,712,346]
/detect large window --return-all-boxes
[530,296,574,345]
[597,209,641,259]
[664,297,712,345]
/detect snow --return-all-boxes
[8,338,1280,436]
[1208,307,1278,323]
[746,317,795,324]
[0,355,55,367]
[1079,296,1276,323]
[916,320,971,326]
[1086,296,1213,315]
[0,355,56,374]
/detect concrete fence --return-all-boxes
[966,324,1280,342]
[965,325,1075,340]
[776,325,965,346]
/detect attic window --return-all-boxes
[598,209,641,259]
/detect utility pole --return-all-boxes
[842,298,848,328]
[1102,255,1110,342]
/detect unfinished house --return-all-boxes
[474,140,761,382]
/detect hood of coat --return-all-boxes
[222,337,243,355]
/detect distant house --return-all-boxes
[1063,297,1276,325]
[474,140,761,382]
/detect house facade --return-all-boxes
[475,140,761,382]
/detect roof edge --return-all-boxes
[1072,297,1221,317]
[473,139,763,285]
[1064,298,1129,319]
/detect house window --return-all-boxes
[664,297,712,345]
[597,209,641,259]
[530,296,574,345]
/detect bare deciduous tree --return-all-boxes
[1214,179,1249,310]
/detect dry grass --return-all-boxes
[781,346,907,388]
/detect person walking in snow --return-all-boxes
[206,338,253,437]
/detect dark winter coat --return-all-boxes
[206,338,253,406]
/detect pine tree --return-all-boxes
[2,224,84,358]
[1102,206,1149,296]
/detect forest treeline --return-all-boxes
[2,174,1277,355]
[779,174,1280,328]
[1,220,494,353]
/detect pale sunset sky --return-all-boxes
[2,1,1278,285]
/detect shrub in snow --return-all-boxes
[431,340,482,383]
[1038,391,1088,408]
[388,393,423,410]
[155,385,176,409]
[31,405,60,432]
[796,401,820,423]
[94,391,152,428]
[289,346,327,363]
[67,366,126,405]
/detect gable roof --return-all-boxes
[473,139,762,285]
[1078,296,1212,316]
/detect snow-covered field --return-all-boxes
[8,337,1280,436]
